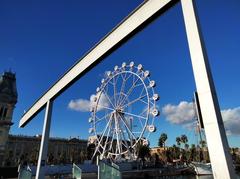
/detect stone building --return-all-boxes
[0,71,88,166]
[0,71,17,165]
[5,135,87,166]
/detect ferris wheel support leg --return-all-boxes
[35,100,53,179]
[181,0,236,178]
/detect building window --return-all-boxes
[3,108,7,118]
[0,107,3,120]
[0,107,7,120]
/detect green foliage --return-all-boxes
[180,134,188,144]
[200,140,206,148]
[184,143,189,150]
[176,137,181,146]
[158,133,168,148]
[136,143,150,161]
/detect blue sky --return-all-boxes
[0,0,240,147]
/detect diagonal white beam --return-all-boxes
[19,0,177,127]
[181,0,236,178]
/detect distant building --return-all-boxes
[0,71,87,166]
[4,135,87,166]
[150,146,167,155]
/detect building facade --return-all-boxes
[0,71,17,165]
[4,135,87,166]
[0,71,88,167]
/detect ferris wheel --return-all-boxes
[88,61,159,161]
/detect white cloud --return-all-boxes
[162,101,195,125]
[68,93,109,112]
[68,98,91,112]
[162,101,240,136]
[221,107,240,135]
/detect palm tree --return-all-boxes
[200,140,206,148]
[176,137,181,147]
[172,144,178,159]
[180,135,188,144]
[190,144,196,161]
[185,143,189,150]
[158,133,168,150]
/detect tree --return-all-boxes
[190,144,196,161]
[172,144,180,159]
[176,137,181,147]
[180,134,188,145]
[87,143,96,160]
[47,153,54,165]
[158,133,168,150]
[136,140,150,162]
[137,145,150,161]
[185,143,189,150]
[200,140,206,148]
[79,150,87,163]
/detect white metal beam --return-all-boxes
[19,0,177,127]
[36,100,53,179]
[181,0,236,178]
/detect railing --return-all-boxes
[18,168,32,179]
[72,163,82,179]
[98,159,121,179]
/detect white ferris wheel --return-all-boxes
[88,61,159,161]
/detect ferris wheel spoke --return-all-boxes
[118,91,127,107]
[119,72,125,81]
[119,114,137,140]
[135,115,144,129]
[114,71,121,83]
[118,77,140,106]
[118,72,134,105]
[134,82,144,88]
[117,74,127,106]
[114,113,122,155]
[107,122,115,154]
[132,71,136,86]
[132,131,142,134]
[96,104,115,111]
[108,125,116,154]
[92,115,113,158]
[125,72,133,82]
[113,76,118,107]
[122,111,147,120]
[139,85,145,97]
[102,88,115,108]
[97,121,111,143]
[122,94,147,109]
[119,123,131,152]
[95,112,112,124]
[140,106,149,116]
[139,99,148,105]
[102,118,113,157]
[108,80,114,86]
[121,141,128,149]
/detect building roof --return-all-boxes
[8,134,87,143]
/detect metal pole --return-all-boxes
[36,100,53,179]
[97,155,100,179]
[181,0,236,178]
